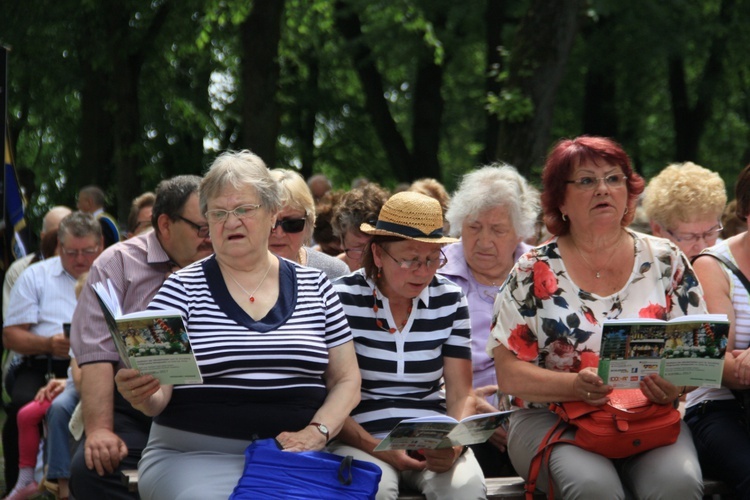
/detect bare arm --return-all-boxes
[419,356,475,473]
[276,341,361,452]
[494,344,612,405]
[693,254,747,389]
[3,324,69,358]
[337,416,426,472]
[443,356,474,421]
[79,362,129,475]
[114,369,172,417]
[71,358,81,390]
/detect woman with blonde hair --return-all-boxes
[643,162,726,258]
[269,169,349,279]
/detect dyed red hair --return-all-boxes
[541,136,645,236]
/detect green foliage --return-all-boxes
[1,0,748,220]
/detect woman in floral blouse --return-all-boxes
[487,136,705,499]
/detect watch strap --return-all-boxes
[309,422,329,439]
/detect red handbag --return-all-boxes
[526,390,681,499]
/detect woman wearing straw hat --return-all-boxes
[331,192,486,500]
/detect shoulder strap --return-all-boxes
[693,251,750,295]
[526,414,576,500]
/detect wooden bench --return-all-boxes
[121,470,737,499]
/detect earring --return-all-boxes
[561,213,568,222]
[624,208,629,215]
[377,267,382,279]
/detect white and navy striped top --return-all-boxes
[149,255,352,440]
[687,241,750,408]
[333,270,471,437]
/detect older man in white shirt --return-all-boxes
[2,211,102,490]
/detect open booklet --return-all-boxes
[598,314,729,389]
[372,410,513,452]
[92,279,203,385]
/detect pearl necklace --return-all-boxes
[227,262,273,303]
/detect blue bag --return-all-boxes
[229,438,382,499]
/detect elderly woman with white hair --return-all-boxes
[440,164,540,476]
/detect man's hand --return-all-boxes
[84,428,129,476]
[49,333,71,358]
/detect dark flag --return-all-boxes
[3,130,28,267]
[0,46,28,274]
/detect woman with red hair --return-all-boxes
[488,136,706,498]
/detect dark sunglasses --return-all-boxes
[272,218,306,234]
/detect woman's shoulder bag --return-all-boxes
[526,390,681,500]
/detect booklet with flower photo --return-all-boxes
[372,410,514,451]
[598,314,729,389]
[92,279,203,385]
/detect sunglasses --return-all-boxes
[272,218,306,234]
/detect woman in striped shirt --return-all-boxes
[113,150,361,499]
[331,192,485,500]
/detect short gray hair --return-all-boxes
[58,211,102,242]
[200,150,282,216]
[445,164,540,240]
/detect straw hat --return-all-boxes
[360,191,457,243]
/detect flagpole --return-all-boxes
[1,45,9,272]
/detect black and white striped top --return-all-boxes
[150,255,352,441]
[333,270,471,437]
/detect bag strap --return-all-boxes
[692,251,750,295]
[525,412,576,500]
[338,455,353,485]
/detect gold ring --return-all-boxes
[586,391,590,399]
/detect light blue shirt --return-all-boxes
[4,256,78,345]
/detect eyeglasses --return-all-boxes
[380,246,447,271]
[177,215,210,238]
[272,217,306,234]
[665,223,723,243]
[60,245,99,258]
[205,204,262,223]
[565,174,628,190]
[344,247,365,259]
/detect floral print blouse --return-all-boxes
[487,230,706,408]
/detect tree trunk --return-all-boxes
[496,0,581,177]
[481,0,506,164]
[410,12,447,182]
[669,0,734,162]
[239,0,287,168]
[334,1,413,182]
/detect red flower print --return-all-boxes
[581,305,597,326]
[533,261,558,300]
[544,340,581,372]
[580,350,600,369]
[639,302,667,320]
[673,265,684,289]
[508,324,538,361]
[665,292,673,313]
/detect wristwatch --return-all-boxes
[309,422,329,440]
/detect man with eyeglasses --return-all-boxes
[642,162,727,259]
[2,211,103,489]
[69,175,213,500]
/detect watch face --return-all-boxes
[318,423,329,435]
